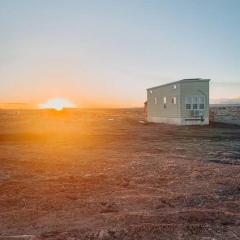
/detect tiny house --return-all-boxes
[146,78,210,125]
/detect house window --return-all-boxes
[192,96,198,109]
[154,97,157,104]
[171,97,177,104]
[172,84,177,89]
[185,96,205,110]
[150,90,153,94]
[185,96,192,109]
[163,97,167,108]
[198,96,205,109]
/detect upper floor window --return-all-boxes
[150,90,153,94]
[154,97,157,104]
[172,84,177,89]
[171,97,177,104]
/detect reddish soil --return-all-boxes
[0,109,239,239]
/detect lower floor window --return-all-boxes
[185,95,205,110]
[198,96,205,109]
[193,104,198,109]
[185,96,192,109]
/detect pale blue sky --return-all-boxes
[0,0,239,107]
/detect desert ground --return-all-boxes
[0,108,239,240]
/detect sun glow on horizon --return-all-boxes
[39,98,76,111]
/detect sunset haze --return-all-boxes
[0,0,240,107]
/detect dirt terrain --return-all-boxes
[0,109,239,240]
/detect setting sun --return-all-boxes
[39,98,76,111]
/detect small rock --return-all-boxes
[98,230,110,239]
[100,202,118,213]
[83,174,92,178]
[121,181,129,187]
[175,147,185,151]
[128,180,135,186]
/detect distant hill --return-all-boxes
[0,102,35,109]
[211,97,240,105]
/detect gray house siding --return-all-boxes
[147,82,181,124]
[179,80,210,125]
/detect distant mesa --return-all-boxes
[211,97,240,105]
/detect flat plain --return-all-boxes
[0,109,239,240]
